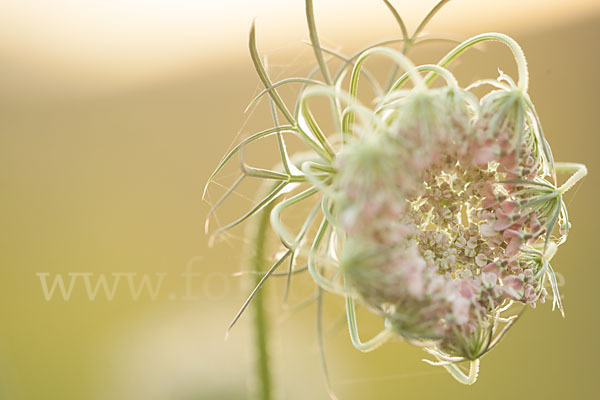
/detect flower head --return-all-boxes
[205,0,587,392]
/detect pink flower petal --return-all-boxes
[505,236,522,257]
[493,210,514,231]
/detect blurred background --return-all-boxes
[1,1,599,399]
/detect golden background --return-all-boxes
[0,1,599,399]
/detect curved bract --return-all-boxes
[204,0,587,395]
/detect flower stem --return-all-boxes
[249,200,276,400]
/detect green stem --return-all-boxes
[425,32,529,92]
[249,201,276,400]
[556,162,587,194]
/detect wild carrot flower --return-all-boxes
[204,0,587,395]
